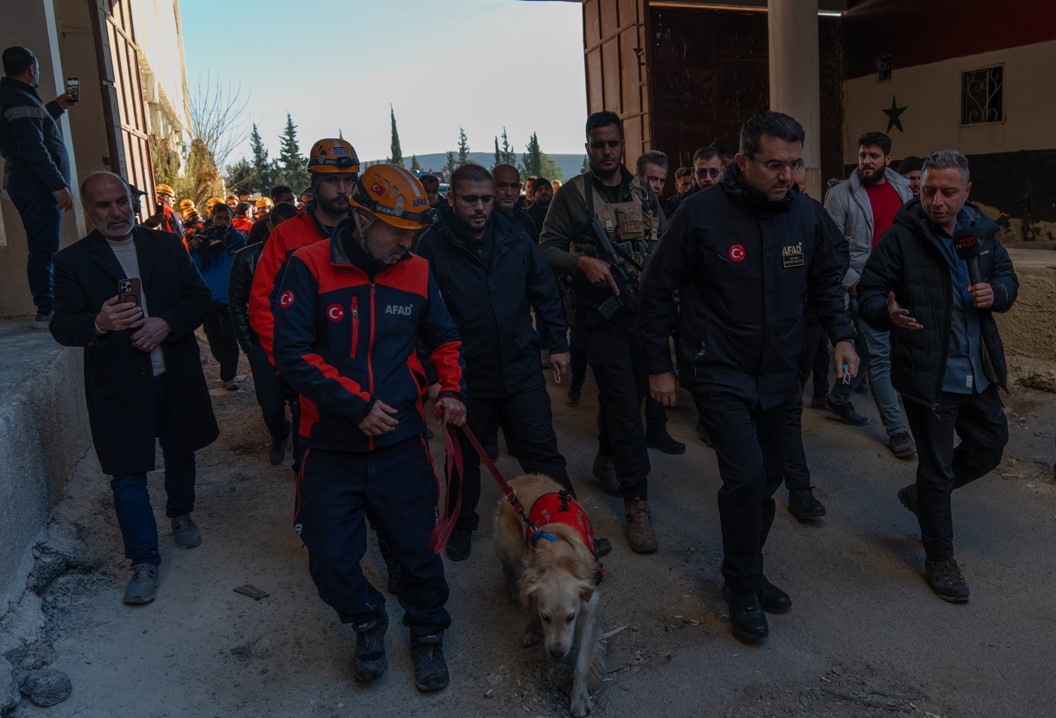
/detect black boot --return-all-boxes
[352,613,388,682]
[411,632,449,692]
[722,585,768,642]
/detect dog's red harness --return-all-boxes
[527,491,597,556]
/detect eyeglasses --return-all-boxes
[454,193,494,206]
[748,156,806,173]
[695,167,722,178]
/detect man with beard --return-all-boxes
[416,163,574,560]
[50,172,217,604]
[540,111,664,554]
[525,176,554,234]
[249,138,359,365]
[897,156,923,197]
[693,145,724,191]
[492,163,537,241]
[639,112,858,641]
[823,131,915,461]
[274,164,466,691]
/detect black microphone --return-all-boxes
[952,228,982,285]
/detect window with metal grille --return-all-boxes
[961,66,1003,125]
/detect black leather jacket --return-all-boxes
[228,241,265,353]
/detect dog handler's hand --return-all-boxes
[436,396,466,427]
[833,340,860,381]
[428,382,441,403]
[550,351,570,383]
[359,400,399,436]
[649,372,678,407]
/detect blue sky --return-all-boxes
[179,0,587,165]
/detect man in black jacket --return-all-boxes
[416,163,573,561]
[50,172,218,605]
[858,149,1018,603]
[0,46,76,327]
[640,112,858,642]
[229,201,299,466]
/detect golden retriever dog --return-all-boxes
[494,473,605,717]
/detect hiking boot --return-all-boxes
[566,386,582,407]
[268,421,291,465]
[924,558,970,602]
[411,633,449,692]
[897,484,918,517]
[787,487,826,521]
[624,498,658,554]
[591,454,620,496]
[889,432,916,460]
[352,613,388,682]
[123,563,159,605]
[722,585,768,642]
[809,393,828,409]
[825,398,870,426]
[594,537,612,558]
[171,514,202,549]
[646,432,686,455]
[33,311,53,329]
[445,528,472,561]
[757,575,792,614]
[223,379,240,391]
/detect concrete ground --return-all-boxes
[5,342,1055,718]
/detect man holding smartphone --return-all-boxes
[50,171,218,606]
[0,46,77,328]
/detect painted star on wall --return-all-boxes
[883,96,907,133]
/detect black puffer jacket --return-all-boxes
[638,164,855,409]
[415,207,568,398]
[858,200,1018,408]
[0,76,70,190]
[228,241,264,353]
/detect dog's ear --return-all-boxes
[579,581,596,603]
[520,570,540,607]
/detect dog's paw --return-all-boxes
[570,686,593,717]
[521,630,541,648]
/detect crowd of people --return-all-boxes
[2,41,1024,696]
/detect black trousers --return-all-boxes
[902,385,1007,560]
[783,319,823,491]
[699,391,788,594]
[246,344,304,467]
[450,371,573,531]
[295,439,450,635]
[202,301,240,382]
[580,306,650,500]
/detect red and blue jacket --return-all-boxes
[248,206,330,364]
[273,219,465,452]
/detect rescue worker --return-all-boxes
[540,111,664,554]
[416,163,573,561]
[255,196,272,222]
[145,183,184,237]
[232,202,255,235]
[249,138,359,365]
[273,163,466,692]
[248,195,278,246]
[639,111,859,642]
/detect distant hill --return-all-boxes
[368,152,587,182]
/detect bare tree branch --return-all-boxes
[188,72,250,171]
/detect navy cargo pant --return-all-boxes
[699,391,788,595]
[580,305,650,500]
[295,436,450,636]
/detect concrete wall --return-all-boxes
[0,325,89,607]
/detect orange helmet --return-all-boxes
[155,183,175,198]
[350,163,432,230]
[307,138,360,174]
[255,197,273,209]
[205,197,224,209]
[179,199,196,211]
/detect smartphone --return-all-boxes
[155,200,164,215]
[118,278,142,307]
[65,77,79,102]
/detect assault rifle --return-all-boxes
[589,213,639,319]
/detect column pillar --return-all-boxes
[768,0,821,198]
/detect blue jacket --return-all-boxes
[189,224,245,302]
[274,219,466,453]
